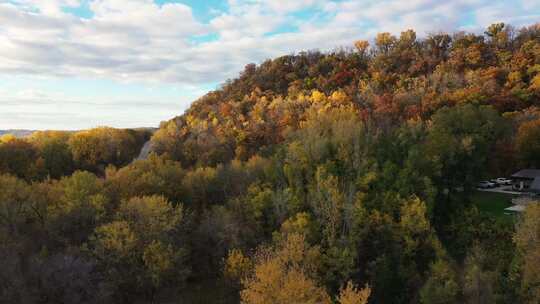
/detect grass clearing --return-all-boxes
[470,190,516,223]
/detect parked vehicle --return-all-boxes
[493,177,512,185]
[478,181,496,188]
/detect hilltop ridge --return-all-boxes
[151,23,540,169]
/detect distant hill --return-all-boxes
[0,130,35,138]
[0,128,157,139]
[150,22,540,168]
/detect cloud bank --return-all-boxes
[0,0,539,129]
[2,0,539,84]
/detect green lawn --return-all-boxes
[470,191,516,222]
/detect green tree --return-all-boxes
[462,245,496,304]
[514,203,540,303]
[420,259,460,304]
[105,153,185,203]
[29,131,74,179]
[0,137,39,180]
[426,104,506,226]
[0,174,32,241]
[47,171,108,246]
[515,118,540,168]
[90,195,188,300]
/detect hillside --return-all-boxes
[151,22,540,171]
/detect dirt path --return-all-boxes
[135,140,153,161]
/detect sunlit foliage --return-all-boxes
[2,23,540,303]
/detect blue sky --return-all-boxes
[0,0,539,130]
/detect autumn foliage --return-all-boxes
[1,23,539,303]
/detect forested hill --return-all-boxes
[1,23,540,304]
[152,22,540,169]
[0,127,152,180]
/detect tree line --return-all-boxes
[0,127,152,180]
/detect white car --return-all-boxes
[478,181,496,188]
[493,178,512,185]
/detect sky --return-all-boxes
[0,0,539,130]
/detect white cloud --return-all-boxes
[1,0,538,86]
[260,0,320,14]
[11,0,81,15]
[0,84,199,129]
[0,0,207,83]
[0,0,539,129]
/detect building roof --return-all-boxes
[511,169,540,179]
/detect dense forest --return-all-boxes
[1,23,540,303]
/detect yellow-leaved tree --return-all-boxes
[337,281,371,304]
[226,233,371,304]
